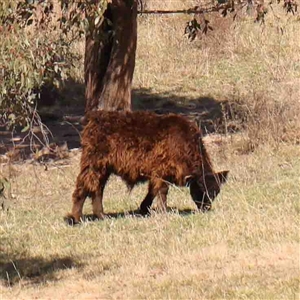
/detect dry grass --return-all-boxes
[1,2,300,299]
[134,2,300,146]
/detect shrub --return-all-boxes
[0,1,79,129]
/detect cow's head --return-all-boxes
[188,170,229,211]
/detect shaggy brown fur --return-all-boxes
[66,110,228,224]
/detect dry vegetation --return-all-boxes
[1,0,300,299]
[134,1,300,147]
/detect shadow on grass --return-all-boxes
[132,88,241,134]
[0,255,82,286]
[78,207,198,223]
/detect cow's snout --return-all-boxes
[195,201,212,212]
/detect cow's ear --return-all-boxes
[184,175,194,187]
[215,170,229,184]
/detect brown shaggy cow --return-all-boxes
[66,110,228,224]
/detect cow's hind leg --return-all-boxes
[65,167,98,225]
[91,174,110,220]
[66,181,88,225]
[140,180,168,215]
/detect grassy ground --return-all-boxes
[1,1,300,299]
[0,142,299,299]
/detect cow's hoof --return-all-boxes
[139,209,151,217]
[64,214,80,226]
[86,214,105,221]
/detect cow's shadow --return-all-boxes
[81,207,197,223]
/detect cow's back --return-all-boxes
[81,111,212,186]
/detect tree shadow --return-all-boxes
[0,255,82,287]
[132,88,241,135]
[0,78,85,160]
[0,82,243,159]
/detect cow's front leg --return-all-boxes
[140,182,156,215]
[140,180,167,215]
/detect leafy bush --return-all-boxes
[0,29,74,127]
[0,0,110,130]
[0,0,86,129]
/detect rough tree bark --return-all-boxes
[84,0,137,113]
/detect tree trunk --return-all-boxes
[84,0,137,113]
